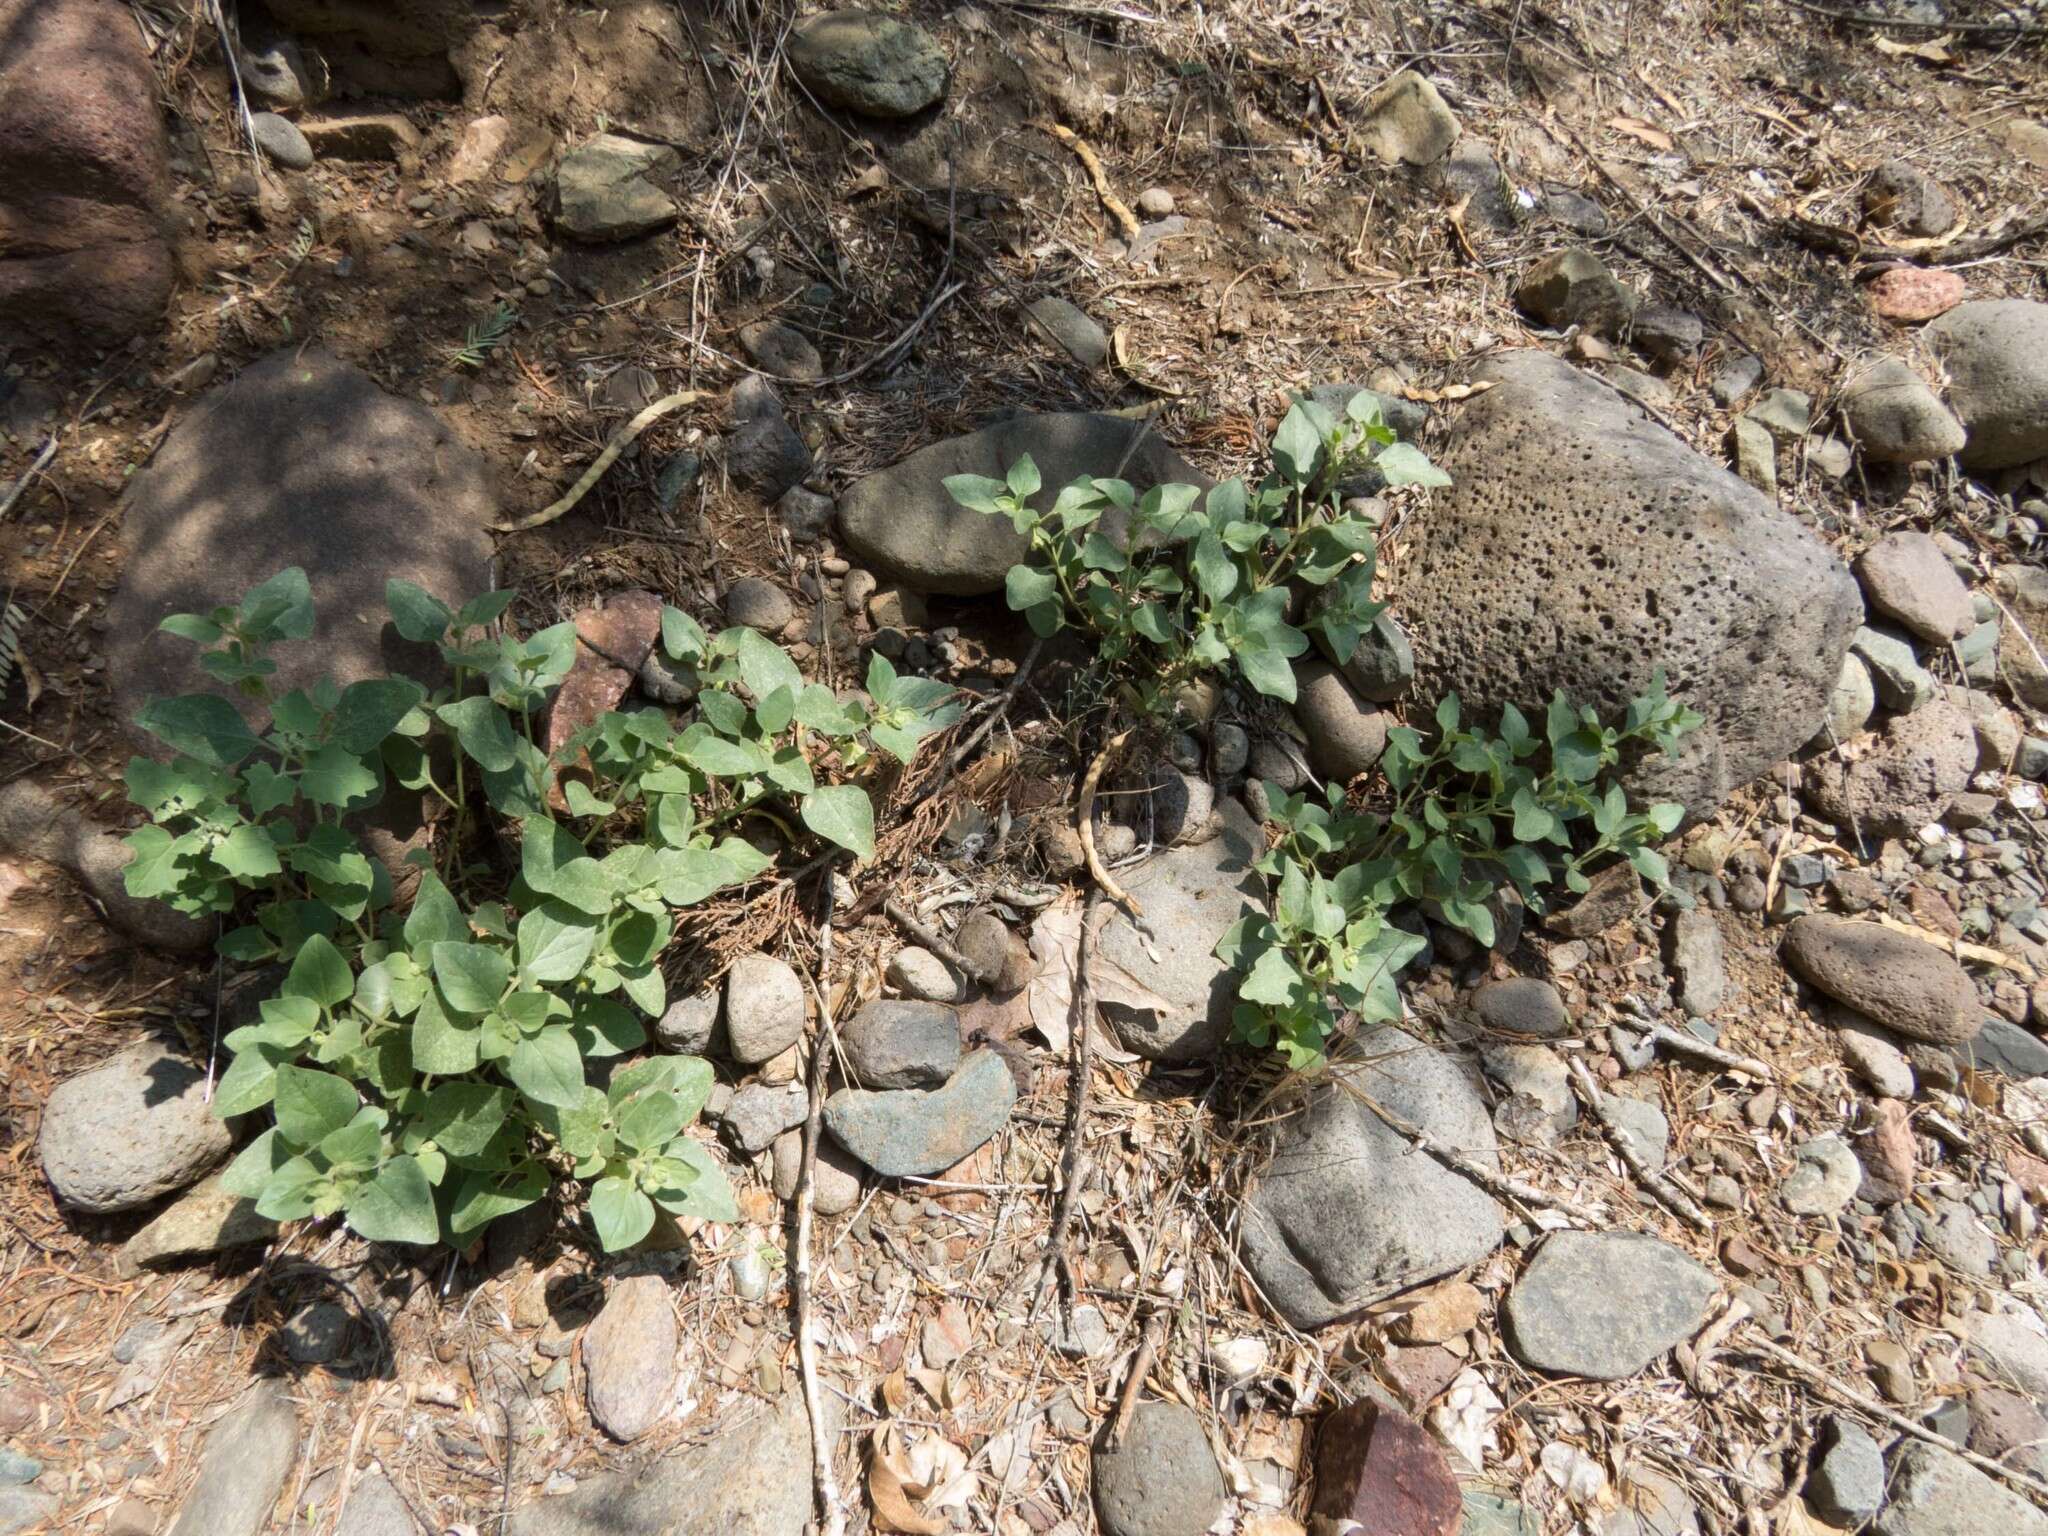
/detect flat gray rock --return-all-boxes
[1385,351,1860,820]
[1840,360,1966,468]
[553,133,679,241]
[1503,1230,1718,1380]
[1664,906,1727,1016]
[167,1380,299,1536]
[1092,1402,1225,1536]
[1807,1417,1884,1528]
[584,1275,676,1443]
[1924,299,2048,470]
[837,413,1209,596]
[40,1039,233,1213]
[824,1049,1015,1176]
[1473,977,1569,1037]
[334,1471,417,1536]
[107,349,494,732]
[1241,1027,1504,1329]
[508,1388,817,1536]
[1960,1017,2048,1078]
[1875,1439,2048,1536]
[1855,529,1975,641]
[1096,801,1264,1062]
[840,1000,961,1089]
[1780,1134,1863,1216]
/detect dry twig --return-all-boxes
[493,391,709,532]
[1035,121,1143,243]
[1356,1092,1599,1221]
[1079,729,1140,919]
[1644,1025,1774,1081]
[1569,1057,1714,1229]
[792,875,848,1536]
[1031,890,1107,1319]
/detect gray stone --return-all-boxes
[1473,977,1569,1038]
[1040,1304,1113,1360]
[1728,415,1777,495]
[0,1490,58,1535]
[654,991,720,1054]
[0,781,211,951]
[1864,160,1956,237]
[1925,300,2048,470]
[1462,1490,1534,1536]
[1851,624,1936,714]
[300,113,418,162]
[1389,351,1859,820]
[1516,250,1634,336]
[1840,358,1967,466]
[1432,138,1516,231]
[885,947,959,1003]
[1808,1417,1884,1527]
[1961,1017,2048,1078]
[1095,802,1264,1062]
[1924,1200,1996,1278]
[1242,1028,1504,1329]
[723,578,796,635]
[722,1083,809,1153]
[585,1275,677,1442]
[1293,663,1387,781]
[1808,433,1854,479]
[1993,564,2048,712]
[1355,70,1460,165]
[250,111,312,169]
[1711,353,1765,406]
[1802,692,1975,838]
[729,414,812,501]
[1248,737,1308,795]
[1541,188,1608,236]
[1602,1092,1670,1173]
[1969,1308,2048,1402]
[1874,1440,2048,1536]
[740,321,823,381]
[1136,187,1175,218]
[1025,297,1107,368]
[1092,1402,1225,1536]
[840,1000,961,1089]
[824,1050,1016,1177]
[776,486,835,543]
[1836,1012,1918,1098]
[279,1300,350,1364]
[108,350,494,732]
[39,1040,233,1214]
[1814,652,1877,747]
[838,413,1208,597]
[508,1388,817,1536]
[1631,305,1704,369]
[1747,388,1812,441]
[1665,907,1727,1016]
[553,134,679,241]
[1780,1134,1863,1215]
[1210,723,1250,778]
[334,1472,417,1536]
[1503,1231,1718,1380]
[1787,916,1980,1045]
[788,11,948,118]
[724,953,806,1062]
[1605,1467,1699,1536]
[1333,611,1416,703]
[1481,1045,1575,1130]
[1856,530,1976,642]
[167,1381,298,1536]
[2021,738,2048,783]
[770,1129,862,1215]
[0,1455,36,1489]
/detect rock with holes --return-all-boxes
[40,1040,234,1213]
[1783,915,1980,1046]
[1802,692,1975,838]
[1384,352,1860,821]
[1924,300,2048,470]
[837,414,1209,596]
[1241,1027,1504,1329]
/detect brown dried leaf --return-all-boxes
[1871,32,1953,63]
[871,1430,950,1536]
[1608,115,1675,152]
[1399,381,1497,403]
[1025,897,1159,1060]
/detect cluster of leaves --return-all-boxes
[1221,681,1702,1067]
[942,392,1448,719]
[122,572,958,1253]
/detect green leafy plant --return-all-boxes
[942,391,1447,719]
[122,571,958,1254]
[1222,680,1701,1068]
[447,302,518,370]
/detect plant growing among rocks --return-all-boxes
[119,570,957,1252]
[950,396,1700,1067]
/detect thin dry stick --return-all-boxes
[1744,1329,2048,1502]
[1871,912,2037,980]
[1035,121,1143,243]
[1357,1093,1599,1220]
[1031,890,1107,1321]
[0,438,56,523]
[1079,729,1140,920]
[1645,1024,1774,1080]
[1105,1310,1167,1451]
[792,873,848,1536]
[882,896,978,996]
[492,390,709,532]
[1569,1057,1713,1230]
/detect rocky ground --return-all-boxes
[3,2,2048,1535]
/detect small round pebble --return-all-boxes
[250,111,313,170]
[1092,1401,1223,1536]
[1135,187,1176,219]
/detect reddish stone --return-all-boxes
[1968,1386,2048,1477]
[544,590,666,806]
[2005,1148,2048,1204]
[1313,1399,1462,1536]
[1863,1099,1917,1205]
[0,0,174,343]
[1378,1346,1463,1413]
[1867,266,1966,324]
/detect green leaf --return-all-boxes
[450,1163,548,1237]
[661,605,708,661]
[1375,441,1452,489]
[1646,801,1685,836]
[1192,530,1238,600]
[345,1156,440,1245]
[649,1138,739,1222]
[241,760,298,816]
[405,871,467,950]
[732,628,803,703]
[1625,844,1671,887]
[617,1087,686,1152]
[682,735,773,778]
[433,941,512,1013]
[220,1128,288,1197]
[516,904,599,983]
[571,999,646,1058]
[1240,946,1306,1007]
[418,1082,514,1158]
[942,473,1008,516]
[333,679,427,754]
[386,579,455,643]
[120,825,190,900]
[1004,564,1057,614]
[1079,532,1129,573]
[159,613,225,644]
[1510,788,1558,844]
[1006,453,1042,500]
[589,1176,655,1252]
[802,785,875,859]
[135,694,262,767]
[410,989,482,1075]
[273,1064,359,1145]
[299,745,381,809]
[1271,402,1325,485]
[213,822,281,879]
[508,1026,585,1109]
[239,567,315,641]
[254,1155,325,1221]
[1234,640,1298,702]
[213,1045,287,1118]
[520,821,614,915]
[437,695,520,773]
[456,590,519,629]
[283,934,355,1008]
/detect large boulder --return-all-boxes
[1924,300,2048,470]
[1241,1028,1504,1329]
[0,0,174,345]
[257,0,478,97]
[106,349,495,730]
[837,413,1210,596]
[1384,351,1860,819]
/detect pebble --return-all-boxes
[1092,1402,1225,1536]
[1135,187,1176,218]
[885,946,959,1002]
[250,111,313,169]
[839,999,962,1089]
[823,1050,1017,1177]
[1472,976,1569,1037]
[1868,1337,1917,1402]
[278,1301,350,1365]
[1781,1134,1864,1216]
[723,578,797,635]
[1503,1231,1718,1380]
[1807,1417,1884,1527]
[723,953,806,1062]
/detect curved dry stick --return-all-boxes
[1035,122,1143,244]
[1078,728,1141,919]
[491,389,710,532]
